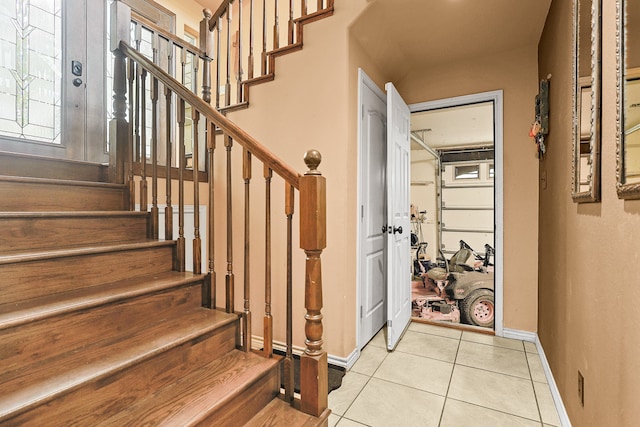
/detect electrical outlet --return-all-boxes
[578,370,585,407]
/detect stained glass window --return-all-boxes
[0,0,62,144]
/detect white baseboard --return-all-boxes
[535,335,572,427]
[501,329,571,427]
[502,328,536,342]
[329,348,359,370]
[250,335,355,369]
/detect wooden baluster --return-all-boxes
[134,23,142,163]
[200,9,213,104]
[192,51,199,96]
[237,0,243,103]
[288,0,294,45]
[248,0,255,79]
[242,149,252,352]
[207,122,216,309]
[225,6,232,107]
[127,58,136,208]
[164,87,173,241]
[140,69,148,215]
[150,76,159,239]
[301,0,307,16]
[108,1,129,186]
[225,135,235,313]
[261,0,267,75]
[273,0,279,49]
[299,150,327,417]
[216,18,222,109]
[176,99,186,272]
[317,0,322,11]
[263,165,273,358]
[283,182,295,402]
[192,109,201,274]
[148,33,160,239]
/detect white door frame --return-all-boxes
[409,90,504,336]
[356,69,387,352]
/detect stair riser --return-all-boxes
[0,215,148,253]
[0,282,205,380]
[197,367,280,427]
[5,321,238,426]
[0,245,174,305]
[0,181,126,211]
[0,154,107,182]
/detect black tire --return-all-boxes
[460,289,494,328]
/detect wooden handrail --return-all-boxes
[131,11,205,57]
[119,42,301,189]
[208,0,232,31]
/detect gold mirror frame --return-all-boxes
[572,0,602,202]
[616,0,640,198]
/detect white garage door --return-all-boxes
[440,160,494,258]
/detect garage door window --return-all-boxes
[454,164,479,180]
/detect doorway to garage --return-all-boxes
[409,96,502,333]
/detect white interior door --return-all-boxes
[385,82,411,350]
[358,73,387,349]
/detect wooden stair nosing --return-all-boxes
[0,240,174,265]
[245,397,331,427]
[0,211,147,219]
[98,350,281,427]
[0,175,125,189]
[294,6,335,26]
[0,270,206,331]
[0,309,239,423]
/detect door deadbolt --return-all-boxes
[72,60,83,77]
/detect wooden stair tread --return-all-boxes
[0,239,174,265]
[0,270,206,331]
[244,398,331,427]
[98,350,280,427]
[0,308,238,422]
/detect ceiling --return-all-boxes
[350,0,552,83]
[411,102,494,151]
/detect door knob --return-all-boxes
[382,225,388,233]
[72,78,83,87]
[393,226,403,234]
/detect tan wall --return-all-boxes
[538,0,640,424]
[396,46,540,332]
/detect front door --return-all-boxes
[385,82,411,350]
[0,0,107,162]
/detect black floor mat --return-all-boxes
[273,349,346,394]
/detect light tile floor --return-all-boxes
[328,322,562,427]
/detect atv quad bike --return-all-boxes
[414,241,495,328]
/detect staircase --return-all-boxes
[0,151,328,425]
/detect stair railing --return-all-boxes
[205,0,334,112]
[109,0,328,417]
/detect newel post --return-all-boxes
[299,150,328,417]
[108,0,131,185]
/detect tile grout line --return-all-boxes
[525,344,545,425]
[437,328,463,426]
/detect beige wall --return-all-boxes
[397,46,540,332]
[538,0,640,424]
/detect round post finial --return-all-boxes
[304,150,322,175]
[203,8,213,19]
